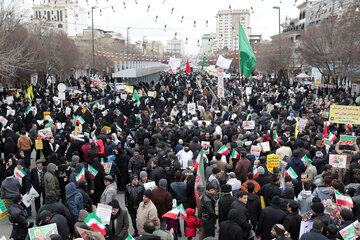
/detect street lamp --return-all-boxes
[91,6,97,76]
[273,6,281,76]
[127,27,131,56]
[142,36,146,55]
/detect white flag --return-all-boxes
[216,55,232,69]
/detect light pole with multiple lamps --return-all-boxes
[273,6,281,78]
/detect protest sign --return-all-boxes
[267,154,280,173]
[259,142,270,152]
[250,145,261,159]
[96,203,112,225]
[123,85,134,93]
[76,227,105,240]
[217,68,224,98]
[28,223,58,240]
[187,103,196,115]
[329,105,360,124]
[243,121,255,130]
[339,135,356,145]
[143,181,156,191]
[201,141,211,154]
[216,55,232,69]
[23,187,39,208]
[299,219,314,239]
[0,117,8,128]
[148,91,157,98]
[340,220,359,240]
[329,154,347,168]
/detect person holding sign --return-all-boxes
[107,199,129,240]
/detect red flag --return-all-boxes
[186,60,191,73]
[322,121,328,144]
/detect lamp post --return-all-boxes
[127,27,131,56]
[273,6,281,77]
[91,6,98,76]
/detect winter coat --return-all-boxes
[36,191,72,226]
[312,156,327,174]
[125,183,145,214]
[151,188,173,220]
[246,192,262,229]
[49,213,71,240]
[170,181,187,205]
[135,233,161,240]
[312,185,331,201]
[128,155,145,175]
[230,199,252,237]
[8,203,32,240]
[255,174,272,187]
[148,166,165,186]
[0,176,21,200]
[313,212,332,231]
[257,182,281,207]
[286,150,306,181]
[181,208,200,237]
[201,193,216,222]
[100,182,117,205]
[305,164,317,182]
[298,190,314,214]
[77,180,93,212]
[44,163,61,199]
[218,194,235,223]
[104,140,116,157]
[136,201,158,235]
[68,163,84,186]
[256,205,286,240]
[283,212,301,240]
[65,182,84,225]
[219,219,244,240]
[299,228,329,240]
[108,208,129,240]
[90,158,106,205]
[235,157,251,183]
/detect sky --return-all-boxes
[22,0,308,55]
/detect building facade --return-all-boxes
[215,9,250,52]
[200,33,216,55]
[166,38,185,56]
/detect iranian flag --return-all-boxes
[273,131,280,144]
[231,149,240,159]
[329,132,336,144]
[210,106,215,113]
[76,116,85,125]
[335,190,353,208]
[194,149,206,204]
[125,235,135,240]
[38,130,46,140]
[285,167,298,179]
[55,123,62,130]
[88,165,98,179]
[92,123,97,130]
[322,121,328,144]
[162,204,187,219]
[84,212,107,236]
[275,102,283,108]
[237,125,241,133]
[193,149,205,170]
[203,154,209,164]
[115,97,121,104]
[76,168,85,182]
[102,110,108,117]
[217,145,230,155]
[253,166,259,178]
[16,169,27,179]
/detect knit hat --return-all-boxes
[49,234,61,240]
[311,202,324,214]
[104,175,113,183]
[212,167,221,175]
[143,189,152,199]
[315,151,324,158]
[271,196,281,206]
[221,184,232,193]
[130,174,138,181]
[159,178,167,189]
[139,171,147,179]
[257,166,265,175]
[227,172,236,178]
[109,199,121,209]
[210,160,217,165]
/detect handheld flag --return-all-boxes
[55,123,62,130]
[186,59,191,73]
[76,116,85,125]
[322,121,328,144]
[194,149,206,204]
[231,149,240,159]
[132,89,140,102]
[201,57,206,73]
[162,204,187,219]
[273,131,280,144]
[15,169,27,179]
[88,165,98,179]
[285,167,298,179]
[76,168,86,182]
[238,22,257,77]
[125,235,135,240]
[217,145,230,155]
[335,190,353,208]
[328,132,336,144]
[294,120,299,139]
[84,212,107,236]
[253,166,259,178]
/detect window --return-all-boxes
[47,11,50,20]
[60,10,63,21]
[35,11,38,18]
[57,10,59,20]
[39,11,41,18]
[58,24,63,28]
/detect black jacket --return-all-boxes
[8,203,32,240]
[125,183,145,214]
[283,212,301,240]
[148,166,165,186]
[230,199,252,231]
[246,192,262,229]
[256,205,286,240]
[257,182,281,207]
[218,194,235,223]
[135,233,161,240]
[201,193,216,222]
[255,174,272,187]
[30,166,47,191]
[219,219,244,240]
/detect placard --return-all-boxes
[329,154,347,168]
[299,219,314,239]
[267,154,280,173]
[298,119,307,132]
[43,112,51,120]
[96,203,112,225]
[40,127,53,139]
[148,91,157,98]
[28,223,58,240]
[259,142,270,152]
[201,141,211,154]
[339,135,356,145]
[22,187,39,208]
[340,220,359,240]
[6,110,15,116]
[76,227,105,240]
[0,117,7,129]
[143,181,156,191]
[250,145,261,159]
[187,103,196,115]
[243,121,255,130]
[6,96,14,103]
[329,105,360,124]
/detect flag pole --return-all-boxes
[238,21,242,88]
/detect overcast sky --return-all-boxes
[24,0,307,54]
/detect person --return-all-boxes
[229,190,253,239]
[196,185,205,240]
[256,196,286,240]
[77,180,93,212]
[299,219,329,240]
[137,189,158,236]
[312,176,332,201]
[283,200,301,240]
[207,167,221,195]
[205,160,217,182]
[235,151,251,183]
[219,209,244,240]
[286,149,306,181]
[304,156,317,182]
[135,221,161,240]
[270,224,291,240]
[74,209,90,238]
[65,182,84,225]
[151,178,173,230]
[170,170,187,207]
[100,175,117,204]
[152,217,174,240]
[8,194,34,240]
[240,172,260,194]
[107,199,130,240]
[31,159,47,212]
[218,184,235,223]
[275,140,292,162]
[311,202,332,233]
[227,171,242,194]
[38,210,70,240]
[181,208,200,240]
[254,166,271,187]
[125,174,145,237]
[128,148,145,176]
[215,153,233,183]
[257,174,281,207]
[17,130,33,168]
[245,182,262,231]
[337,209,354,238]
[0,171,21,208]
[148,160,165,187]
[44,163,61,200]
[176,144,193,170]
[201,183,217,238]
[298,181,313,214]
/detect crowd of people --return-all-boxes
[0,71,360,240]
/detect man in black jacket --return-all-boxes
[230,190,253,240]
[148,160,165,186]
[201,183,217,238]
[30,159,47,212]
[219,209,245,240]
[246,182,262,231]
[283,200,301,240]
[8,194,34,240]
[125,174,145,237]
[257,174,281,206]
[218,184,235,223]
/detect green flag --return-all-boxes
[201,57,207,73]
[239,22,257,78]
[132,89,140,102]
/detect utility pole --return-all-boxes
[91,6,96,76]
[127,27,131,56]
[273,6,281,79]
